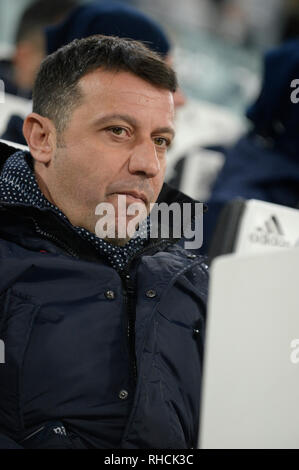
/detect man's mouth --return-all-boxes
[111,191,147,205]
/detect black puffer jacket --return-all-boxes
[0,142,208,449]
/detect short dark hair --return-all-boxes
[32,35,177,132]
[15,0,78,44]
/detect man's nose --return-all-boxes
[128,140,161,177]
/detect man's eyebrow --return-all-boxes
[153,127,175,139]
[92,113,175,138]
[92,114,138,128]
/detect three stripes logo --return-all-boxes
[249,215,290,248]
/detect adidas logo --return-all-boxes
[249,215,290,248]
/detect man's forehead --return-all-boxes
[77,69,175,124]
[79,69,174,104]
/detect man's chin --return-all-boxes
[104,236,131,247]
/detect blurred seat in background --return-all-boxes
[165,99,246,203]
[0,94,31,145]
[0,138,28,152]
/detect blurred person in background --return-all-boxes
[0,0,78,99]
[203,40,299,254]
[1,0,186,145]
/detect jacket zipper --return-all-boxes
[120,239,174,384]
[33,220,79,258]
[121,274,137,383]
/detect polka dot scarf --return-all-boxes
[0,151,150,272]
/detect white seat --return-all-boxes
[199,247,299,448]
[0,92,31,136]
[0,138,28,151]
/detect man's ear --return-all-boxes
[23,113,57,164]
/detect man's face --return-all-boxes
[42,69,175,243]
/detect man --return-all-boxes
[0,36,208,449]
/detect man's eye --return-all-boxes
[154,137,169,148]
[109,127,126,136]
